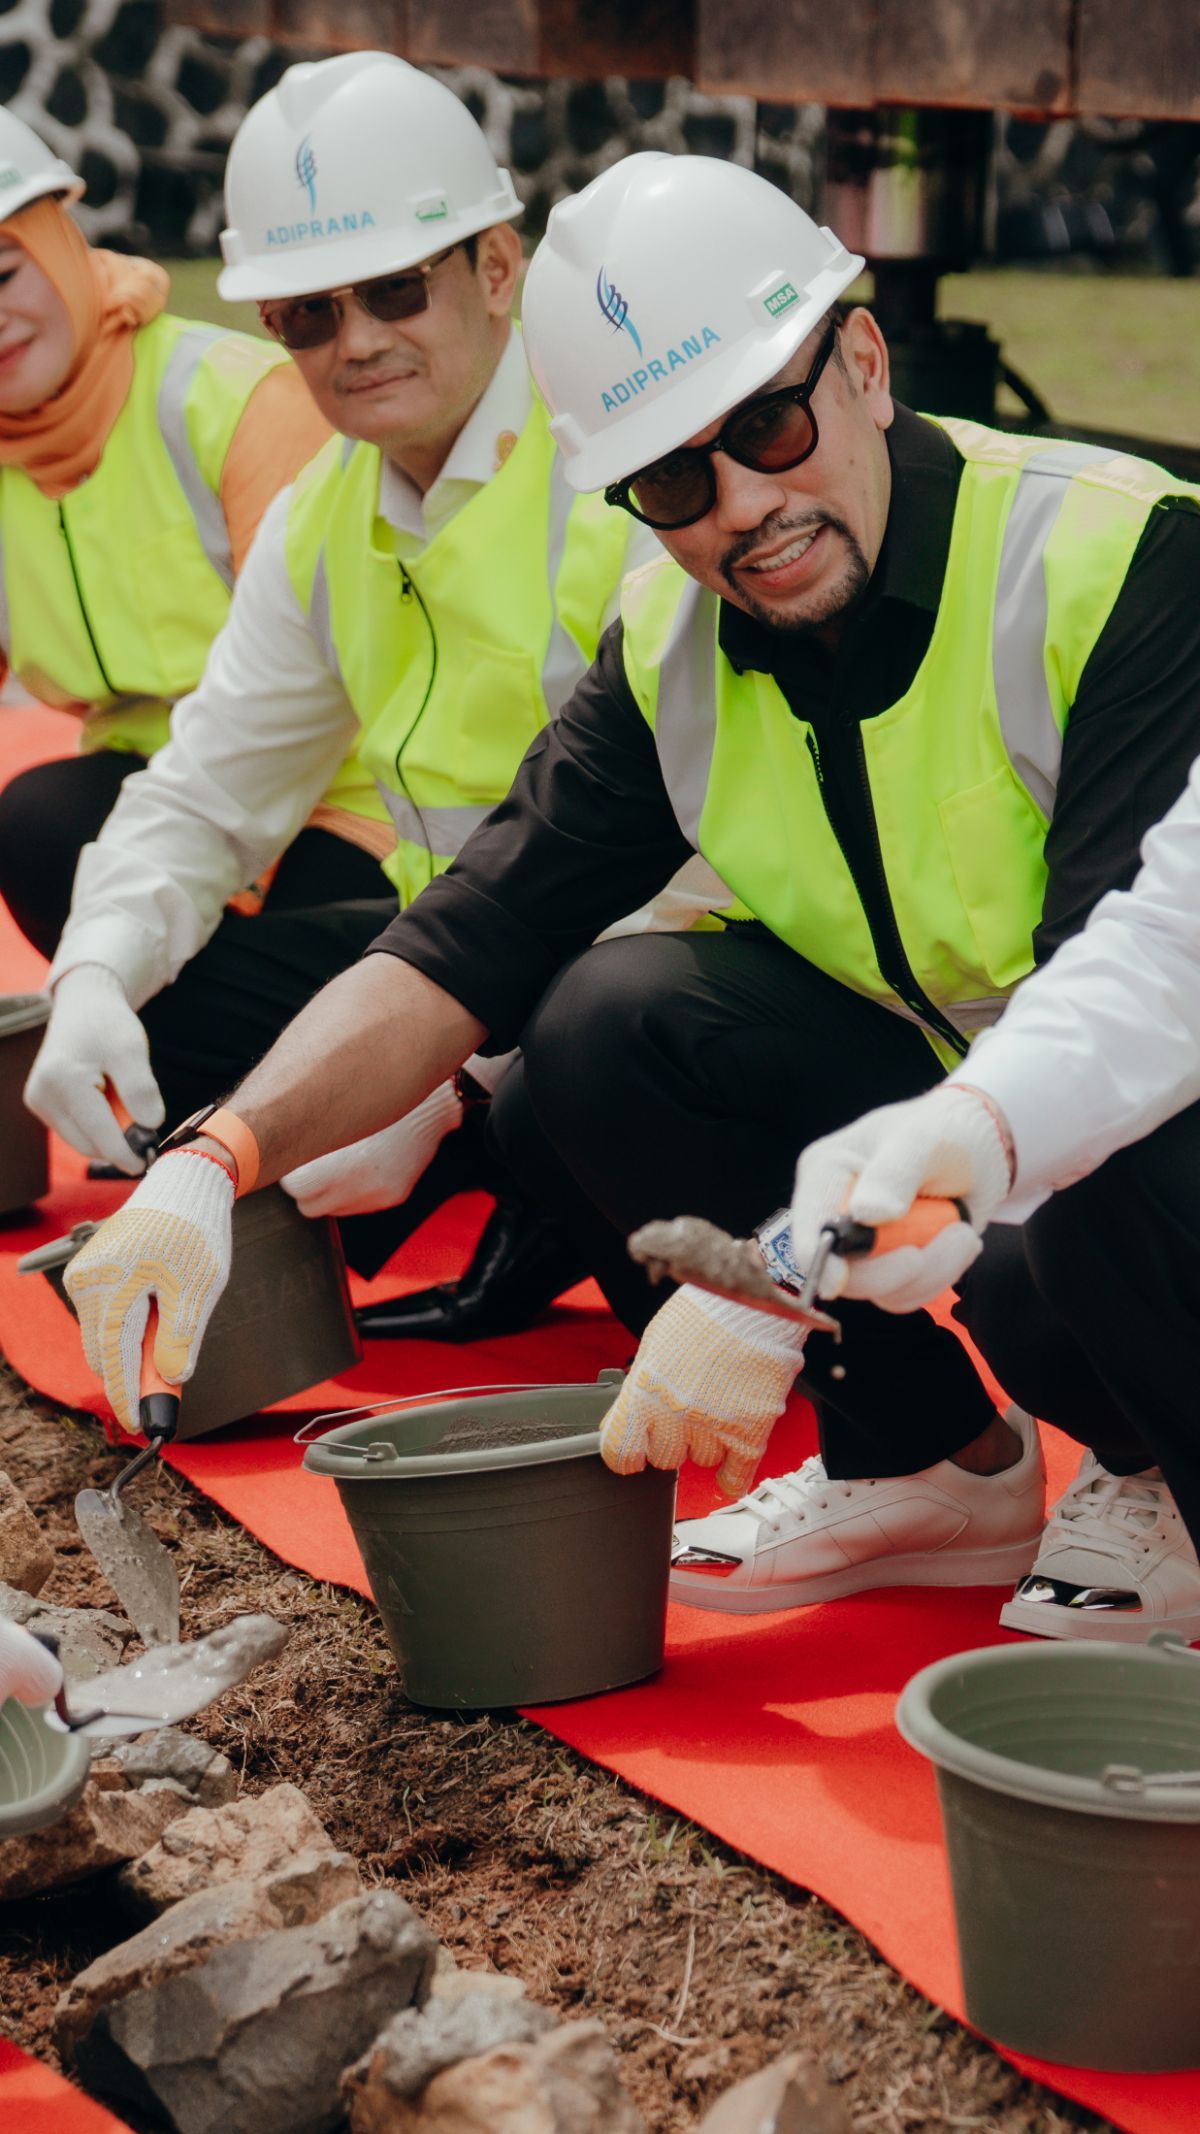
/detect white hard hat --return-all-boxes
[0,108,83,225]
[218,51,522,302]
[523,153,864,493]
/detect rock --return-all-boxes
[342,1991,556,2116]
[0,1776,190,1901]
[56,1847,363,2059]
[0,1471,54,1595]
[0,1581,131,1680]
[698,2053,852,2132]
[427,1963,529,2008]
[347,2020,646,2132]
[118,1779,335,1917]
[72,1888,437,2134]
[111,1727,237,1807]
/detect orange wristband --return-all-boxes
[198,1108,260,1198]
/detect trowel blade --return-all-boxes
[627,1216,841,1337]
[44,1614,289,1740]
[74,1487,181,1649]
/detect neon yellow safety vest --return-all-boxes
[622,421,1200,1067]
[283,395,635,906]
[0,312,290,757]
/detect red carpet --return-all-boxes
[0,2038,133,2132]
[2,705,1198,2134]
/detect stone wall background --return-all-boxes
[0,0,1196,273]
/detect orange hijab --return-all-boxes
[0,197,168,498]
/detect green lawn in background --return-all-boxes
[166,255,1199,449]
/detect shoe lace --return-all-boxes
[726,1457,858,1529]
[1050,1463,1173,1552]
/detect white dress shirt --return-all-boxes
[954,753,1200,1220]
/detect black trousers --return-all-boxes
[487,926,1200,1529]
[0,750,491,1279]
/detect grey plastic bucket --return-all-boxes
[0,993,50,1214]
[302,1375,675,1710]
[897,1637,1200,2068]
[0,1696,90,1838]
[19,1184,361,1438]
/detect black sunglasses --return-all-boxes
[605,318,840,530]
[259,244,462,352]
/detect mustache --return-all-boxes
[720,508,850,586]
[334,362,421,392]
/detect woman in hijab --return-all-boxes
[0,111,381,960]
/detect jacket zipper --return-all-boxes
[59,502,117,697]
[394,561,439,885]
[805,727,969,1059]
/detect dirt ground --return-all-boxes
[0,1361,1115,2134]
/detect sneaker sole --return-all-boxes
[669,1534,1044,1615]
[999,1594,1200,1644]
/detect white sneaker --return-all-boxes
[999,1452,1200,1643]
[669,1406,1045,1614]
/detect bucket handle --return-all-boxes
[293,1374,623,1460]
[1101,1762,1200,1796]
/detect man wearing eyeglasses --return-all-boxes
[28,54,685,1343]
[61,151,1200,1648]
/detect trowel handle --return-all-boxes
[139,1305,179,1444]
[829,1197,968,1260]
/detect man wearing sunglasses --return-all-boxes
[28,53,687,1343]
[61,152,1200,1649]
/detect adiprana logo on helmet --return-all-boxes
[595,263,722,419]
[264,131,378,249]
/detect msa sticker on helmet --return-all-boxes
[414,192,449,222]
[764,282,800,318]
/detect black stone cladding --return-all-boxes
[0,0,1193,270]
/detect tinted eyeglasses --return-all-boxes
[259,244,462,352]
[605,318,840,530]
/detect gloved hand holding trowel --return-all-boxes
[789,1083,1015,1313]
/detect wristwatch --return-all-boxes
[156,1103,260,1197]
[752,1206,805,1293]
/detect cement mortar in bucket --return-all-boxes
[19,1185,361,1438]
[301,1375,675,1710]
[0,994,50,1215]
[0,1697,90,1838]
[897,1636,1200,2069]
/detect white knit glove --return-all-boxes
[64,1151,234,1432]
[0,1617,64,1708]
[281,1078,464,1219]
[790,1085,1015,1313]
[25,964,165,1173]
[599,1284,808,1499]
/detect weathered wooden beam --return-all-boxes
[162,0,1200,120]
[1076,0,1200,121]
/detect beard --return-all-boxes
[720,509,870,635]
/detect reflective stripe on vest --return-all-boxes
[377,790,495,854]
[991,441,1123,819]
[155,324,236,591]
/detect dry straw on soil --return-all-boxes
[0,1361,1114,2134]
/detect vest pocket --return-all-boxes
[937,764,1046,993]
[449,639,546,803]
